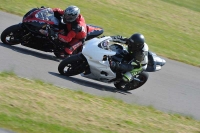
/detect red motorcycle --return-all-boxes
[1,7,104,58]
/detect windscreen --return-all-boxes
[35,8,59,25]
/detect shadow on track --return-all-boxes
[0,43,60,62]
[48,72,132,95]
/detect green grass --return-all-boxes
[0,71,200,133]
[161,0,200,12]
[0,0,199,67]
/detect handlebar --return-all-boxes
[45,25,58,40]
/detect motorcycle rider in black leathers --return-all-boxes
[109,33,149,82]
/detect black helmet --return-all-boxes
[62,5,80,23]
[128,33,145,52]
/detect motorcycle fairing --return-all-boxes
[85,24,104,41]
[81,37,117,81]
[83,37,116,61]
[23,8,59,25]
[146,51,166,72]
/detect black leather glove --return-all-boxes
[47,27,58,40]
[110,61,120,71]
[111,35,128,43]
[51,33,58,40]
[72,24,82,33]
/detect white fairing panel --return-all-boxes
[81,60,116,82]
[82,37,116,61]
[81,37,117,82]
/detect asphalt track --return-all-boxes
[0,11,200,133]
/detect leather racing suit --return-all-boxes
[53,8,87,54]
[109,36,149,82]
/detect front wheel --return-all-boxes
[1,24,24,45]
[114,72,149,91]
[58,54,87,76]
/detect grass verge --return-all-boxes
[0,71,200,133]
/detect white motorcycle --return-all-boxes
[58,36,166,91]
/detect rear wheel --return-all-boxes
[58,54,86,76]
[114,72,149,91]
[1,24,24,45]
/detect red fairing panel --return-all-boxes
[87,26,103,35]
[23,8,55,25]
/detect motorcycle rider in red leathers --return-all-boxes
[52,5,87,54]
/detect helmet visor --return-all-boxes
[63,13,76,23]
[127,39,144,51]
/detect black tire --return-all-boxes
[58,54,86,76]
[114,72,149,91]
[1,24,24,45]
